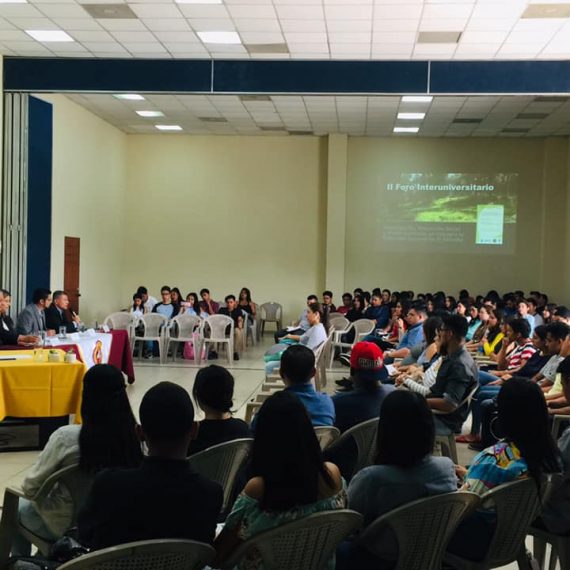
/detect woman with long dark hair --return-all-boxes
[14,365,142,555]
[449,377,560,561]
[214,391,345,569]
[339,391,456,568]
[238,287,256,317]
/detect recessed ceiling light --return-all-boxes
[136,111,164,117]
[401,96,433,103]
[394,127,419,133]
[114,94,145,101]
[522,3,570,18]
[176,0,222,4]
[155,125,183,131]
[26,30,73,42]
[397,112,426,120]
[0,0,27,4]
[197,31,241,44]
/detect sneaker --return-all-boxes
[339,353,351,367]
[234,352,239,361]
[208,351,218,360]
[335,378,352,387]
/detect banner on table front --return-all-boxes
[47,332,113,369]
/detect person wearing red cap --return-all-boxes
[332,342,395,433]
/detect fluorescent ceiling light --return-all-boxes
[401,96,433,103]
[197,31,241,44]
[394,127,419,133]
[26,30,73,42]
[114,94,145,101]
[0,0,27,4]
[136,110,164,117]
[155,125,183,131]
[397,112,426,120]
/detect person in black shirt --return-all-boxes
[190,365,251,456]
[218,294,245,360]
[44,291,82,333]
[78,382,223,550]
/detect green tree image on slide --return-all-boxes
[385,173,518,224]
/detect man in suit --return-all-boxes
[16,288,54,336]
[45,290,81,333]
[0,289,38,346]
[78,382,223,550]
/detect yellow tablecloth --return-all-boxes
[0,350,86,421]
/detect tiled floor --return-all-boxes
[0,335,558,568]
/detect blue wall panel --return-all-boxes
[26,96,53,301]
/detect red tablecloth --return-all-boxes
[1,330,135,384]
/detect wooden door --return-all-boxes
[64,237,80,313]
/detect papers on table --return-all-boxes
[386,364,397,376]
[0,354,32,361]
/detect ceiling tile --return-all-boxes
[188,18,235,31]
[51,17,104,29]
[373,31,416,43]
[98,19,147,30]
[124,41,167,52]
[0,5,45,18]
[234,18,282,31]
[111,30,155,41]
[69,29,114,40]
[328,19,370,31]
[374,3,422,18]
[276,5,324,18]
[240,31,283,42]
[419,18,469,32]
[141,18,191,31]
[36,3,89,17]
[154,30,197,42]
[328,31,370,42]
[325,4,371,19]
[464,17,518,31]
[461,30,508,43]
[227,4,276,18]
[178,4,228,18]
[129,4,182,18]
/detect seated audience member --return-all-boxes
[478,319,536,386]
[554,305,570,325]
[363,293,391,335]
[16,288,53,336]
[541,356,570,534]
[238,287,257,318]
[276,344,334,426]
[445,296,457,313]
[214,391,345,569]
[78,382,223,550]
[45,290,81,333]
[479,308,505,358]
[448,378,560,561]
[338,391,457,569]
[465,305,490,349]
[426,314,478,436]
[362,291,371,310]
[337,292,353,316]
[136,286,157,312]
[0,289,38,346]
[130,293,145,318]
[200,288,220,316]
[14,365,143,556]
[322,290,337,313]
[189,365,251,455]
[503,294,518,317]
[382,301,407,344]
[527,298,544,329]
[345,295,364,322]
[465,305,481,340]
[181,292,201,317]
[152,286,179,320]
[455,300,469,321]
[533,322,569,390]
[381,289,391,306]
[517,299,536,335]
[170,287,183,310]
[274,294,318,343]
[383,302,427,361]
[545,337,570,411]
[332,342,394,430]
[218,294,245,360]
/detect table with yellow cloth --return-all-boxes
[0,350,86,422]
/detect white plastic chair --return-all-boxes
[0,464,94,564]
[103,312,135,331]
[131,313,169,361]
[327,317,353,368]
[188,438,253,514]
[57,539,215,570]
[243,310,257,348]
[164,314,202,363]
[314,327,335,391]
[219,510,362,570]
[200,315,235,366]
[314,426,340,451]
[353,318,376,341]
[259,302,283,336]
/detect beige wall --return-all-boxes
[345,137,570,304]
[36,94,128,324]
[124,135,327,322]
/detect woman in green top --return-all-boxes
[214,391,346,569]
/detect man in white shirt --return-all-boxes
[137,286,157,312]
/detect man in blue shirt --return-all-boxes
[384,301,426,361]
[364,294,390,331]
[274,294,318,343]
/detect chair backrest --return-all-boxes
[328,315,350,331]
[331,417,379,475]
[358,492,480,570]
[220,510,362,570]
[57,539,215,570]
[103,312,133,331]
[34,464,95,525]
[314,327,335,391]
[478,478,542,567]
[203,315,234,340]
[314,426,340,451]
[187,438,253,513]
[260,302,282,321]
[170,314,201,339]
[353,319,376,338]
[139,313,168,337]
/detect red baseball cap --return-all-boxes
[350,341,385,381]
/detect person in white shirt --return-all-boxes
[528,298,544,329]
[130,293,146,318]
[136,286,157,312]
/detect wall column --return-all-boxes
[325,133,348,297]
